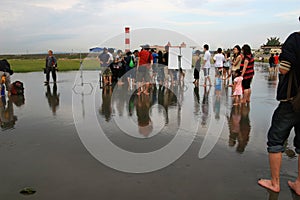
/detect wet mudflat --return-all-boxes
[0,67,299,200]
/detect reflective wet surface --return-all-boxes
[0,66,299,199]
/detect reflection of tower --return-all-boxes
[125,27,130,53]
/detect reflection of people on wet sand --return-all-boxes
[258,30,300,195]
[0,96,17,130]
[136,94,153,137]
[193,85,201,116]
[227,104,251,153]
[45,83,59,115]
[201,86,211,127]
[100,86,112,122]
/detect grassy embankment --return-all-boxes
[0,53,100,73]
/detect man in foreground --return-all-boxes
[258,30,300,194]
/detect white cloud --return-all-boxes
[0,0,298,54]
[27,0,81,11]
[276,9,300,19]
[164,20,217,26]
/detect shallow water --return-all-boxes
[0,67,299,200]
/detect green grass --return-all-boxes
[9,58,100,73]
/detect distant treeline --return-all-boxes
[0,53,90,60]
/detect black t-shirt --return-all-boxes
[277,32,300,101]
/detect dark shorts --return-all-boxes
[203,68,210,77]
[242,78,252,90]
[136,66,150,82]
[103,68,112,76]
[267,102,300,153]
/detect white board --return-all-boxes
[168,47,193,70]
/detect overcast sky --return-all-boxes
[0,0,299,54]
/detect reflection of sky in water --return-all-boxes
[2,68,287,154]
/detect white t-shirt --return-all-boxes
[213,53,225,68]
[203,51,211,68]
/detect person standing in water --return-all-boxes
[202,44,212,87]
[44,50,57,84]
[258,30,300,194]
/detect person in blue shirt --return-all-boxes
[151,49,158,82]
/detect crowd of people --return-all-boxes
[192,44,255,106]
[97,43,257,107]
[97,45,186,92]
[97,34,300,195]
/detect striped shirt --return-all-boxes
[240,54,254,80]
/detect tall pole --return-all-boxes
[125,27,130,53]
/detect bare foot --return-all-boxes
[288,180,300,195]
[258,179,280,193]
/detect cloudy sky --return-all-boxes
[0,0,299,54]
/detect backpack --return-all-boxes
[129,56,135,68]
[11,81,24,95]
[287,69,300,112]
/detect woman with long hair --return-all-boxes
[231,45,242,84]
[240,44,255,104]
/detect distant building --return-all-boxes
[150,42,188,52]
[260,45,282,54]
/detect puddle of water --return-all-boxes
[0,67,298,200]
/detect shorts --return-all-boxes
[102,68,112,76]
[242,78,252,90]
[136,66,150,82]
[203,68,210,77]
[267,101,300,153]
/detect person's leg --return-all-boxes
[233,95,238,105]
[136,70,142,95]
[247,89,251,102]
[102,76,107,85]
[52,67,57,82]
[207,76,211,86]
[203,68,208,86]
[288,120,300,195]
[258,154,282,193]
[258,102,295,192]
[242,89,249,103]
[288,155,300,195]
[207,68,212,86]
[143,70,151,95]
[46,68,50,83]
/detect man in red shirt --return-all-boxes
[274,53,279,74]
[137,44,153,95]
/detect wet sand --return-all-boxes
[0,67,299,200]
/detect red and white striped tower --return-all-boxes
[125,27,130,53]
